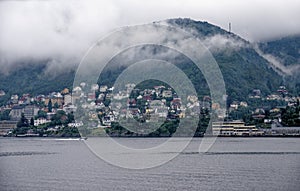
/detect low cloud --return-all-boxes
[254,44,300,76]
[0,0,299,73]
[202,34,248,52]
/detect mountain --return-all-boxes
[1,18,298,106]
[167,18,283,99]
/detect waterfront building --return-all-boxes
[212,120,264,136]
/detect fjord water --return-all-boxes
[0,138,299,191]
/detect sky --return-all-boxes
[0,0,299,69]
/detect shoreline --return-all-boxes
[2,134,300,138]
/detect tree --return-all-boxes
[67,112,75,123]
[30,117,34,126]
[14,113,30,135]
[37,110,47,119]
[17,113,29,128]
[48,99,53,112]
[50,110,69,126]
[0,109,11,120]
[54,102,59,109]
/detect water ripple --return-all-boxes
[0,151,57,157]
[181,151,300,155]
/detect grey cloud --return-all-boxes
[0,0,299,71]
[202,34,249,51]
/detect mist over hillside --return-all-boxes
[259,35,300,67]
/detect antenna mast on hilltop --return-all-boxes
[229,22,231,33]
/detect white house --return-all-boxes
[68,121,83,127]
[34,118,51,126]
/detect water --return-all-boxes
[0,137,299,191]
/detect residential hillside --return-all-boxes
[0,61,75,105]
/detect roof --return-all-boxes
[11,105,25,110]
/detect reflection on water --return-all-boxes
[0,137,299,191]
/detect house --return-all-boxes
[270,108,281,113]
[126,108,140,118]
[89,112,98,120]
[10,95,19,104]
[72,86,82,95]
[0,90,5,97]
[255,108,265,114]
[187,95,198,103]
[267,94,281,100]
[87,92,96,101]
[252,114,265,119]
[127,99,137,107]
[24,105,39,120]
[250,89,261,98]
[68,121,83,128]
[125,83,136,94]
[113,92,128,100]
[64,94,72,105]
[34,118,50,126]
[171,98,181,110]
[153,86,165,97]
[99,85,108,93]
[150,100,165,109]
[44,96,64,107]
[61,88,70,95]
[35,95,45,102]
[190,105,201,116]
[97,93,105,101]
[168,109,179,119]
[211,103,220,110]
[9,105,25,120]
[102,112,115,126]
[240,101,248,107]
[277,86,288,95]
[202,101,211,109]
[91,84,99,91]
[162,90,172,98]
[154,107,167,118]
[229,101,239,111]
[106,93,113,99]
[63,104,77,113]
[264,119,272,124]
[143,94,152,101]
[178,110,186,118]
[95,102,105,109]
[46,112,56,120]
[18,94,31,105]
